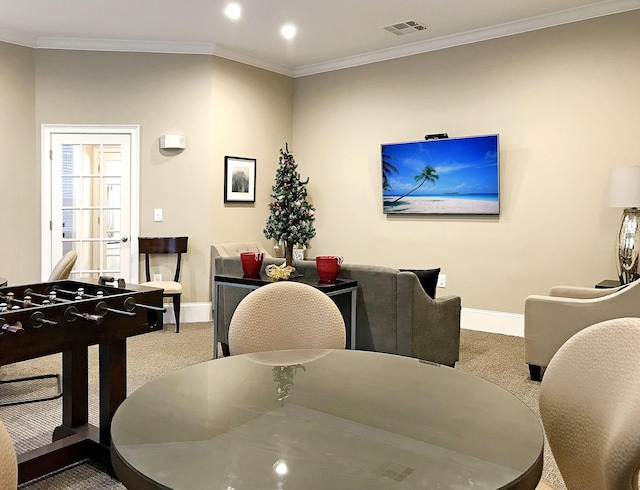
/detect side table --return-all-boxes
[595,279,621,289]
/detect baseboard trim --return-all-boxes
[461,307,524,337]
[174,302,524,338]
[163,302,212,325]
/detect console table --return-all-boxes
[595,279,621,289]
[213,274,357,358]
[112,349,544,489]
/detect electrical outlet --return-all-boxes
[153,273,162,281]
[153,208,163,222]
[437,273,446,288]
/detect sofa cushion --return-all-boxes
[400,268,440,299]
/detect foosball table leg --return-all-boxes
[99,339,127,445]
[61,347,89,430]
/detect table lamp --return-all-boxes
[606,166,640,284]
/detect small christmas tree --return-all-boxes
[264,144,316,267]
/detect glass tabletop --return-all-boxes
[111,349,543,489]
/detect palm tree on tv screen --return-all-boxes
[391,165,439,203]
[382,154,398,191]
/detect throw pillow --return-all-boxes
[400,268,440,299]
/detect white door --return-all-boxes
[42,125,140,283]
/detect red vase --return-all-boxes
[240,252,264,276]
[316,256,343,283]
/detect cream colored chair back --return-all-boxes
[228,281,345,355]
[48,250,78,281]
[0,418,17,489]
[212,242,272,258]
[539,317,640,490]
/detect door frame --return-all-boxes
[41,124,140,283]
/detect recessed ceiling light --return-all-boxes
[281,24,297,40]
[224,3,241,20]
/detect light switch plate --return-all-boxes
[153,208,163,222]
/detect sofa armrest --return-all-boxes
[549,285,620,299]
[398,272,461,366]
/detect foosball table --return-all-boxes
[0,278,165,483]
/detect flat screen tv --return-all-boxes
[382,134,500,215]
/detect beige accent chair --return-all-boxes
[48,250,78,281]
[212,242,272,258]
[228,281,345,355]
[524,280,640,380]
[0,418,17,489]
[538,318,640,490]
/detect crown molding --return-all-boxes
[0,26,35,48]
[35,37,216,55]
[293,0,640,77]
[212,45,294,77]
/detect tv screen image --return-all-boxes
[382,134,499,215]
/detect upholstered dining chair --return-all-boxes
[537,317,640,490]
[228,281,346,355]
[0,418,17,489]
[139,237,188,333]
[48,250,78,281]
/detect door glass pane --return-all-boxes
[104,240,121,272]
[104,209,121,239]
[61,144,80,175]
[62,209,76,239]
[104,147,121,176]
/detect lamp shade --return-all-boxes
[606,166,640,208]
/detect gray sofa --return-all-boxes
[212,255,461,366]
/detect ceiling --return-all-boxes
[1,0,638,77]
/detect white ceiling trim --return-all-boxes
[294,0,640,77]
[0,26,35,48]
[212,45,294,77]
[34,37,216,55]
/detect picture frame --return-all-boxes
[224,156,256,203]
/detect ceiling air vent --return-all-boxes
[383,20,427,36]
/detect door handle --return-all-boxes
[107,236,129,245]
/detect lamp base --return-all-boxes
[616,208,640,285]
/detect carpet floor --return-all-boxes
[0,324,564,489]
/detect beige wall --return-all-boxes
[3,10,639,315]
[292,11,640,313]
[1,48,292,301]
[0,42,36,285]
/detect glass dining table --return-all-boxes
[111,349,543,489]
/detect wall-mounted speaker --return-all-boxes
[160,134,186,150]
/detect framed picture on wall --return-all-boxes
[224,156,256,203]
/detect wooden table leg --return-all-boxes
[99,339,127,445]
[61,346,89,431]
